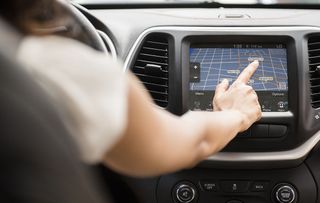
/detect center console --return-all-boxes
[157,165,316,203]
[125,26,320,203]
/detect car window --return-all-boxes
[73,0,320,5]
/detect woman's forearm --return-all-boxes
[180,110,244,164]
[103,74,244,177]
[104,61,260,177]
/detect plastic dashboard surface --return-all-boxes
[84,8,320,168]
[73,6,320,203]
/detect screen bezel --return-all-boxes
[181,35,296,124]
[188,43,289,112]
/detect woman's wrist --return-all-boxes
[226,110,247,133]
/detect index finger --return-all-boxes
[236,60,259,84]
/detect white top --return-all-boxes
[16,36,127,164]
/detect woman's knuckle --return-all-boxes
[245,86,253,94]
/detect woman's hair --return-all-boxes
[0,0,73,35]
[0,0,93,47]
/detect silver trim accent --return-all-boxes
[208,130,320,163]
[176,184,196,203]
[123,26,320,72]
[123,26,320,164]
[276,185,296,203]
[97,30,118,61]
[262,111,293,118]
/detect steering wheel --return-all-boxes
[56,0,107,53]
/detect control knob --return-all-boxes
[274,184,297,203]
[174,183,197,203]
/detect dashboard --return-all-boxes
[77,5,320,203]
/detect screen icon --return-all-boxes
[190,62,200,82]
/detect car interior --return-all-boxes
[1,0,320,203]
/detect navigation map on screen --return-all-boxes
[189,44,288,112]
[189,45,288,91]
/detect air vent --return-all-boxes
[132,34,169,107]
[308,36,320,109]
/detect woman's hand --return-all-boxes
[105,61,263,177]
[213,60,262,132]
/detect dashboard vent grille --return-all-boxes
[132,34,169,107]
[308,36,320,108]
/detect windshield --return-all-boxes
[73,0,320,5]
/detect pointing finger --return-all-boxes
[236,60,259,84]
[215,79,229,98]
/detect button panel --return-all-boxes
[220,181,250,193]
[170,179,303,203]
[274,184,297,203]
[269,125,288,138]
[250,182,269,192]
[174,182,197,203]
[237,124,288,138]
[251,124,269,138]
[237,129,251,138]
[200,180,219,192]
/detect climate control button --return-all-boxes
[174,183,197,203]
[274,184,297,203]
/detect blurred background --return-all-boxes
[73,0,320,5]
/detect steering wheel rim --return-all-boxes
[58,0,107,53]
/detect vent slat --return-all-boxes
[309,48,320,52]
[141,83,168,94]
[131,35,169,107]
[140,53,168,59]
[308,35,320,108]
[134,73,168,81]
[143,81,168,88]
[311,84,320,89]
[309,41,320,46]
[309,62,320,66]
[310,78,320,82]
[148,90,168,96]
[154,98,169,103]
[137,59,168,66]
[311,101,320,105]
[133,66,168,74]
[146,40,168,46]
[143,46,168,52]
[309,55,320,60]
[133,66,145,70]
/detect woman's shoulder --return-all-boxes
[16,35,128,164]
[17,35,123,73]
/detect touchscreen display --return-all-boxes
[189,44,288,112]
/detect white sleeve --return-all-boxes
[17,36,127,164]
